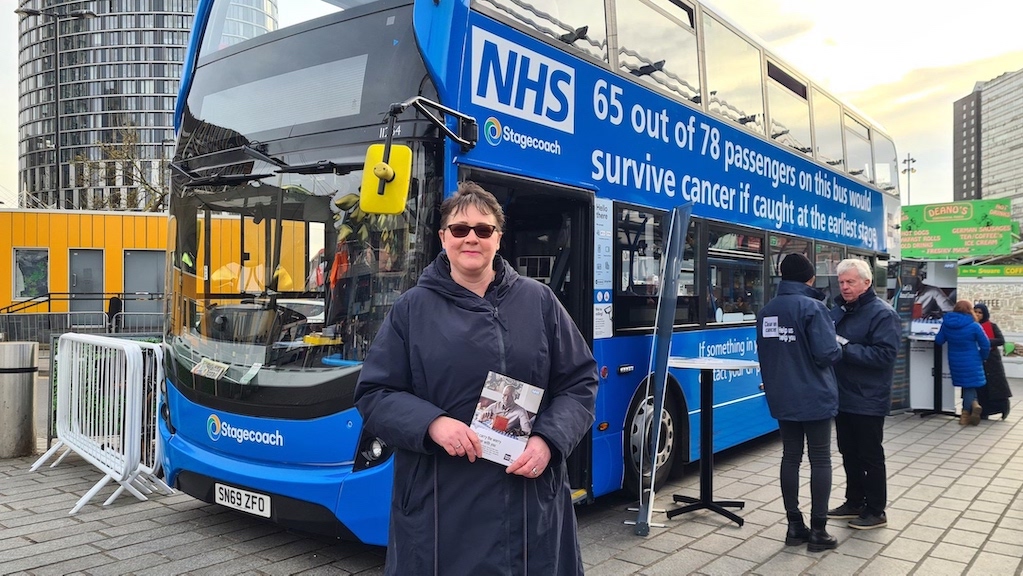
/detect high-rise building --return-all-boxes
[15,0,196,211]
[953,67,1023,221]
[952,90,981,201]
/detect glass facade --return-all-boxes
[16,0,200,211]
[978,68,1023,221]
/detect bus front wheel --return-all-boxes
[623,384,682,498]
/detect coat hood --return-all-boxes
[417,253,520,309]
[941,310,977,330]
[834,285,878,310]
[777,279,827,301]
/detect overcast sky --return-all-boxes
[707,0,1023,206]
[2,0,1021,208]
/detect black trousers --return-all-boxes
[835,411,886,515]
[778,419,832,521]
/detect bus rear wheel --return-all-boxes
[623,385,682,498]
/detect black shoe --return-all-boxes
[848,511,887,530]
[808,518,837,552]
[785,512,810,546]
[1003,403,1011,420]
[827,502,864,519]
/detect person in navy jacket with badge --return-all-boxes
[757,253,843,551]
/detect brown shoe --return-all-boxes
[970,400,982,426]
[960,411,970,425]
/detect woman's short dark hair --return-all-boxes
[440,181,505,231]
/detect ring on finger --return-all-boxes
[531,467,538,475]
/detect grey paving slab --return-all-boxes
[582,557,642,576]
[861,554,916,575]
[1,380,1020,575]
[970,551,1023,575]
[694,554,758,576]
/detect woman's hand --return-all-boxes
[507,435,552,478]
[428,416,482,462]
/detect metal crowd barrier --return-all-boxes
[112,312,164,334]
[0,311,164,345]
[30,333,172,514]
[0,312,107,344]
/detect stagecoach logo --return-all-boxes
[207,414,222,440]
[207,414,284,446]
[483,116,563,155]
[484,117,503,146]
[471,26,575,134]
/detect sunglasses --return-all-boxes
[445,223,498,239]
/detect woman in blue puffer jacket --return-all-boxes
[935,300,990,425]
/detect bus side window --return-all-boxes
[477,0,609,62]
[614,205,698,331]
[707,225,765,323]
[814,243,846,308]
[766,234,810,300]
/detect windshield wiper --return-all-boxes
[170,162,273,188]
[242,144,357,176]
[277,160,357,175]
[242,145,288,168]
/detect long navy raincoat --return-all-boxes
[355,254,598,576]
[974,302,1013,412]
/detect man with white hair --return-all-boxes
[828,258,900,530]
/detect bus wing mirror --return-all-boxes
[360,143,412,214]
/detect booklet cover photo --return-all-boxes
[471,371,544,466]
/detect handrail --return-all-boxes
[0,294,52,314]
[0,292,165,315]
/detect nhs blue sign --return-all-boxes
[471,27,575,134]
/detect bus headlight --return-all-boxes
[160,401,176,434]
[366,439,385,460]
[354,435,392,471]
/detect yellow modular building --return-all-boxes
[1,209,168,313]
[1,209,310,316]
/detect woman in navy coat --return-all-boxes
[935,300,989,425]
[355,182,598,575]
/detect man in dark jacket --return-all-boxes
[828,258,901,530]
[757,252,843,551]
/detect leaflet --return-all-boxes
[470,371,544,466]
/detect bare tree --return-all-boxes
[73,118,170,212]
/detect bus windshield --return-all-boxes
[165,0,444,418]
[166,138,440,417]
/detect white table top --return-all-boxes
[668,357,760,370]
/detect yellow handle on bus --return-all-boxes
[373,162,395,182]
[360,144,412,215]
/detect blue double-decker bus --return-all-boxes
[159,0,902,545]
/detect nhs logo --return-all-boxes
[471,27,575,134]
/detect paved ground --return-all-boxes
[2,379,1021,575]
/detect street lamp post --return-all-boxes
[15,6,96,209]
[157,137,176,210]
[901,153,917,206]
